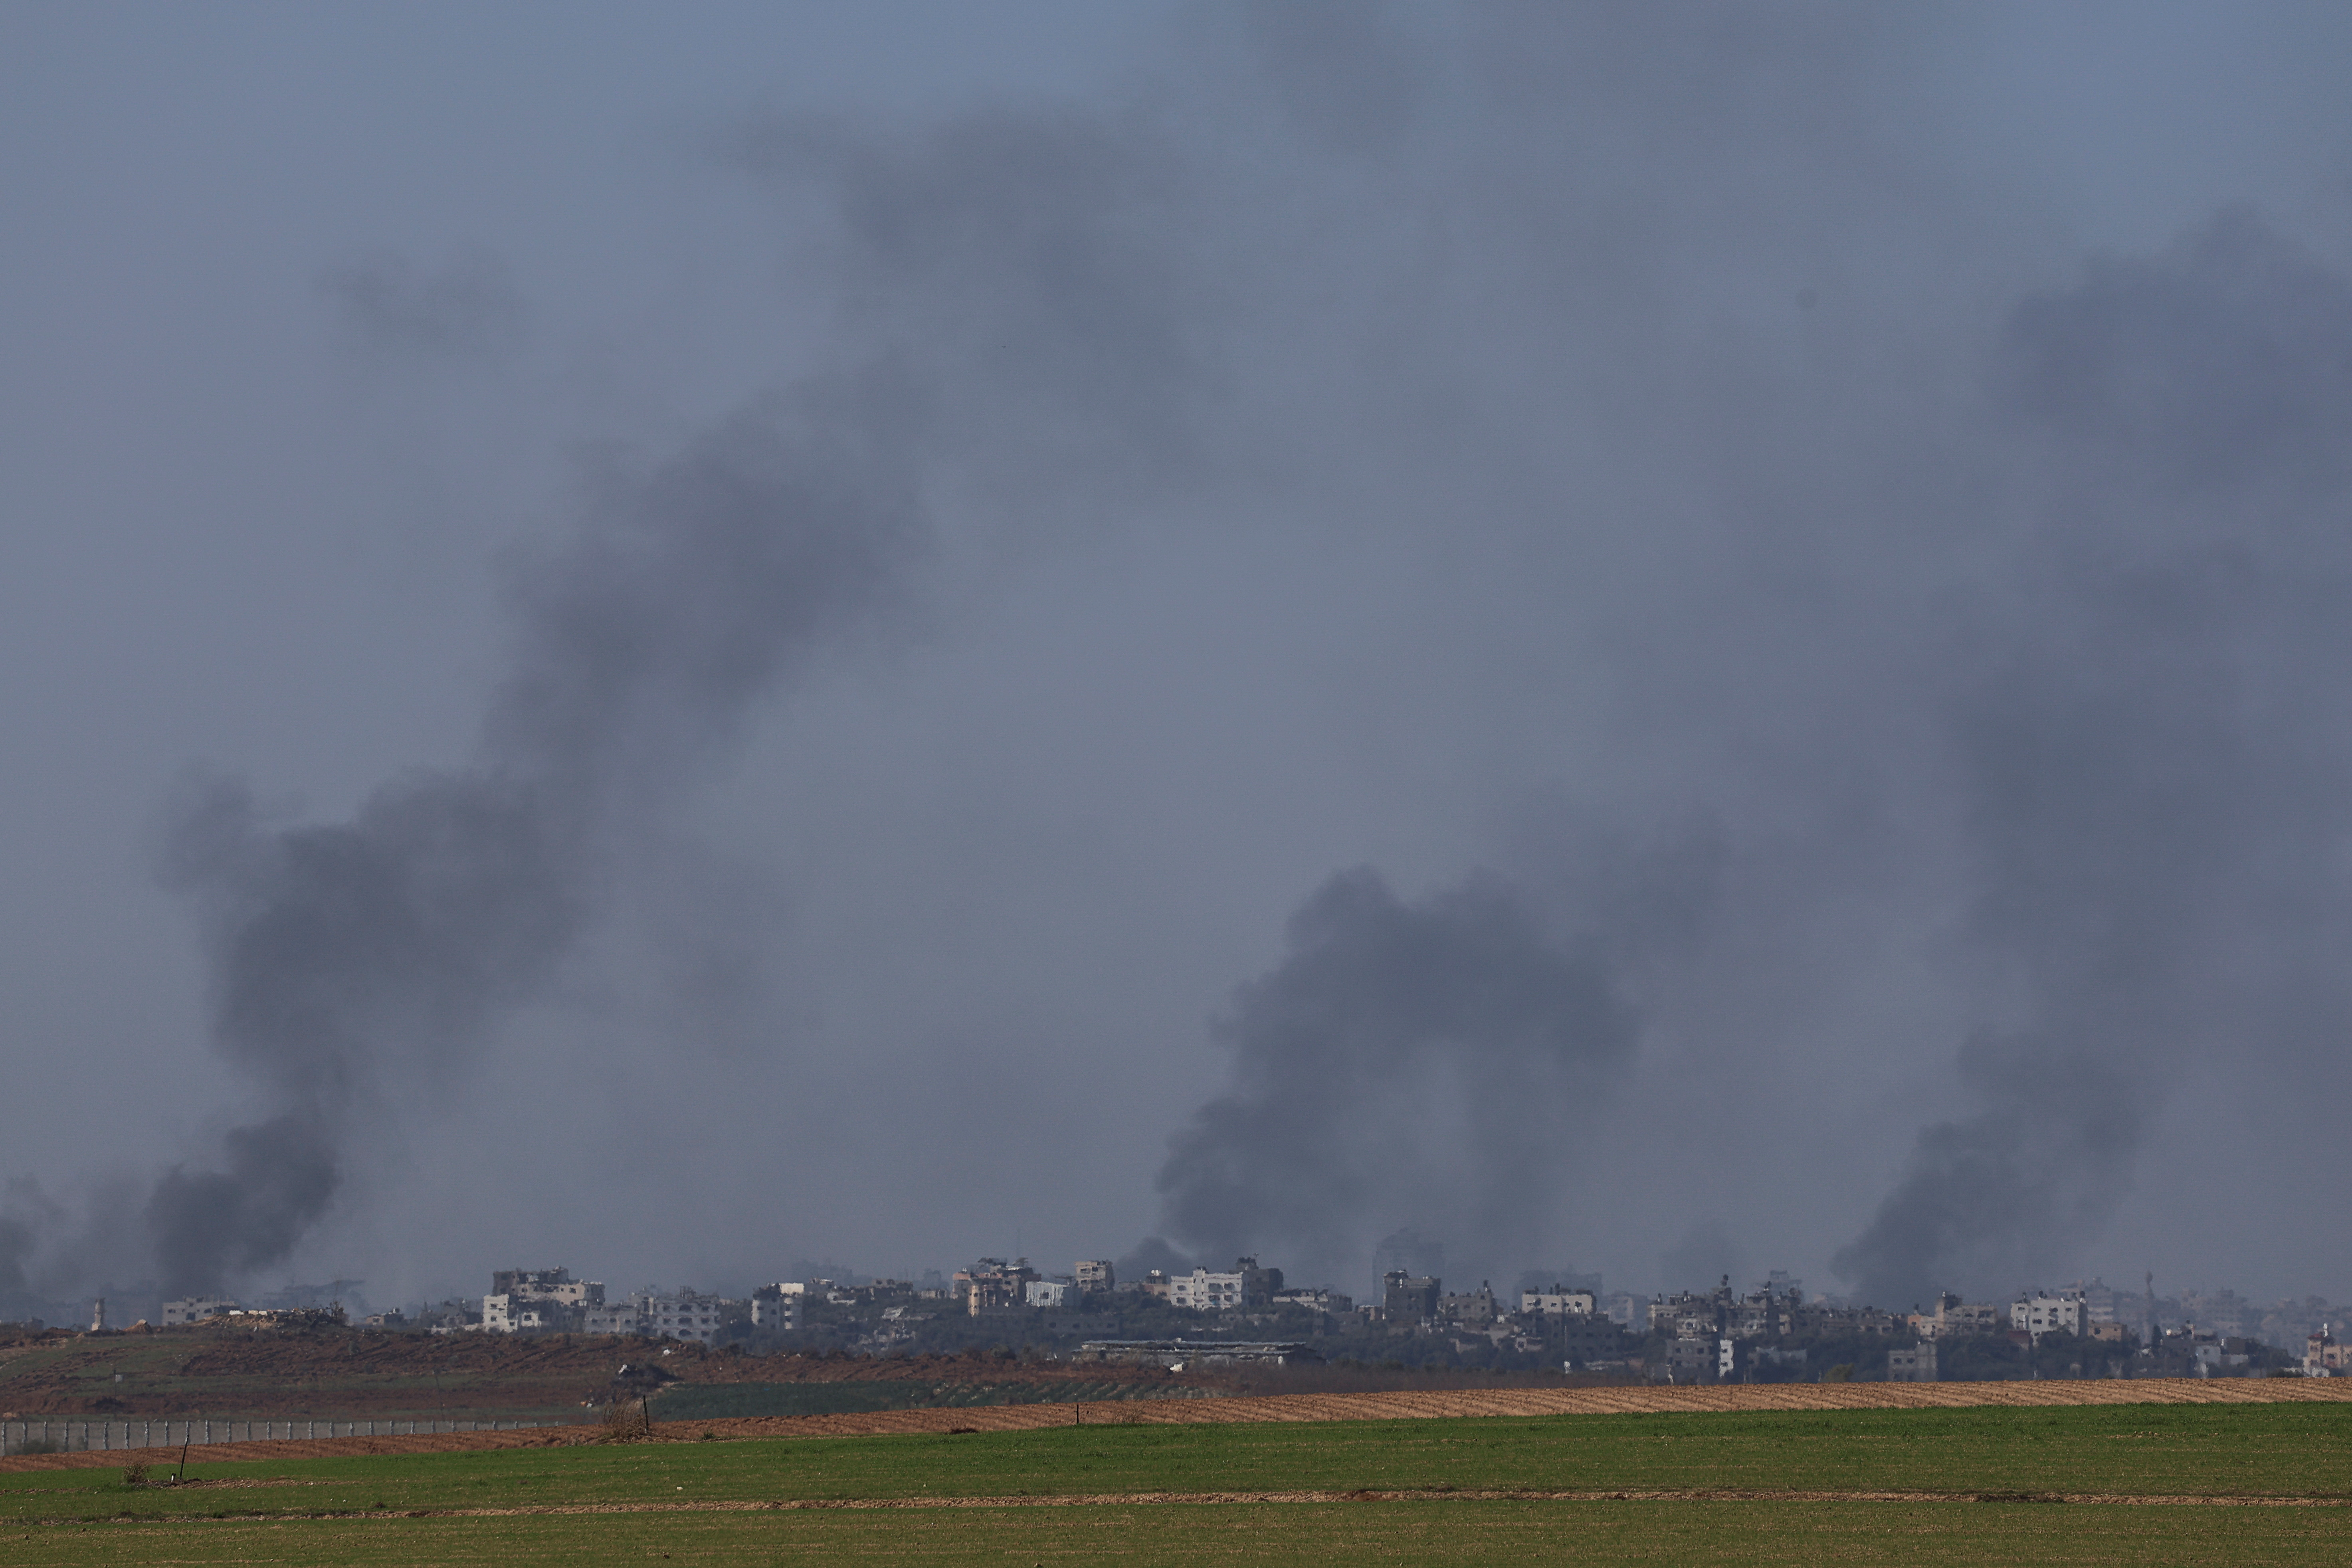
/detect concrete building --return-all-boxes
[161,1297,239,1326]
[1521,1287,1596,1317]
[1381,1271,1441,1324]
[2012,1293,2085,1341]
[1169,1258,1283,1313]
[751,1284,803,1332]
[1074,1260,1116,1294]
[1887,1342,1938,1382]
[1439,1285,1498,1326]
[1271,1287,1353,1314]
[475,1268,604,1333]
[1555,1313,1632,1368]
[1027,1279,1075,1309]
[490,1268,603,1309]
[956,1259,1041,1315]
[1916,1294,2003,1338]
[1665,1336,1716,1380]
[585,1290,725,1343]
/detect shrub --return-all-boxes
[598,1398,652,1443]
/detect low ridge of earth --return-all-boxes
[6,1374,2348,1472]
[0,1323,1604,1421]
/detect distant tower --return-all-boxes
[89,1297,106,1332]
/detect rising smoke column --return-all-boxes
[144,403,920,1294]
[1835,210,2352,1306]
[121,84,1215,1296]
[1155,867,1645,1289]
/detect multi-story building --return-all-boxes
[957,1259,1041,1315]
[1074,1260,1116,1294]
[491,1268,604,1309]
[750,1284,803,1332]
[584,1290,725,1343]
[1381,1271,1441,1324]
[1556,1312,1632,1368]
[1271,1287,1353,1314]
[1886,1342,1938,1382]
[2012,1292,2085,1341]
[1169,1258,1284,1313]
[161,1297,239,1326]
[1664,1336,1716,1380]
[1439,1285,1498,1326]
[1521,1287,1597,1317]
[477,1268,604,1333]
[1930,1295,2004,1338]
[1027,1279,1075,1308]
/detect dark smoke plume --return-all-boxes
[1835,211,2352,1304]
[96,77,1224,1298]
[142,404,919,1293]
[1156,867,1641,1289]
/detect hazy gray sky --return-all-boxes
[5,2,2351,1312]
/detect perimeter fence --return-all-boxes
[2,1416,558,1455]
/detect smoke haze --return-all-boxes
[5,3,2352,1313]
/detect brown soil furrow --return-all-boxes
[7,1376,2350,1474]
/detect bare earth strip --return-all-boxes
[8,1376,2352,1474]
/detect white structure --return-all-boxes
[479,1294,566,1334]
[1887,1343,1938,1382]
[1026,1279,1075,1308]
[1521,1289,1596,1317]
[1168,1259,1282,1312]
[2011,1293,2084,1340]
[1169,1268,1246,1311]
[161,1297,239,1326]
[582,1291,724,1343]
[1271,1287,1353,1314]
[751,1285,803,1331]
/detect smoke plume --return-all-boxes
[1833,210,2352,1303]
[1156,867,1643,1289]
[140,402,919,1294]
[12,6,2352,1312]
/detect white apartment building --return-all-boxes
[584,1291,725,1343]
[1169,1268,1247,1311]
[2012,1293,2085,1340]
[1027,1279,1075,1308]
[751,1284,804,1331]
[479,1293,566,1333]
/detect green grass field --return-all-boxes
[4,1402,2347,1564]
